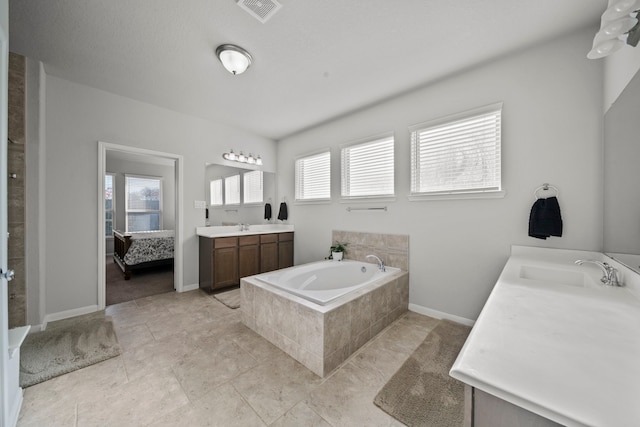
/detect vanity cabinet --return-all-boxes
[238,235,260,278]
[465,386,561,427]
[278,232,294,269]
[199,232,294,291]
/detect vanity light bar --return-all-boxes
[222,149,263,166]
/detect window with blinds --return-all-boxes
[295,151,330,201]
[410,103,502,196]
[225,174,241,205]
[105,174,115,236]
[210,178,223,206]
[125,175,162,232]
[341,133,394,198]
[243,170,263,204]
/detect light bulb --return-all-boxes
[238,152,247,163]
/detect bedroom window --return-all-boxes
[210,178,223,206]
[341,133,394,199]
[105,173,115,236]
[225,174,241,205]
[125,175,162,232]
[243,170,263,204]
[295,150,331,201]
[410,103,503,198]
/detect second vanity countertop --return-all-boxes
[196,224,294,238]
[450,245,640,427]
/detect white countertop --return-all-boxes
[196,224,294,238]
[450,246,640,427]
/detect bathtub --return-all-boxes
[255,259,400,305]
[241,259,409,377]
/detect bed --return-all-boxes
[113,230,174,280]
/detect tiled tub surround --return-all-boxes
[241,269,409,377]
[332,230,409,271]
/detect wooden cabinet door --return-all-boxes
[260,242,278,273]
[239,244,260,278]
[213,246,238,288]
[278,240,294,269]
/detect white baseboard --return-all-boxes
[27,324,44,333]
[408,303,475,327]
[42,304,100,330]
[181,283,199,292]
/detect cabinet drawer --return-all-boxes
[239,235,260,246]
[278,232,294,242]
[214,237,238,248]
[260,233,278,244]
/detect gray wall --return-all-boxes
[29,74,276,319]
[277,28,603,321]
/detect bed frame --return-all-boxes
[113,231,173,280]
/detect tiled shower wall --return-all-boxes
[332,230,409,271]
[8,52,26,328]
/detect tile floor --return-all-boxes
[17,289,439,427]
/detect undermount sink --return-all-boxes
[519,265,600,288]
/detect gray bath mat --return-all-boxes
[374,319,471,427]
[213,287,241,309]
[20,316,121,388]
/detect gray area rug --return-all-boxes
[20,316,121,388]
[374,319,472,427]
[213,287,241,309]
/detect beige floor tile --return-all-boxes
[232,355,324,425]
[19,356,128,425]
[306,362,397,427]
[270,401,332,427]
[121,330,199,381]
[76,367,189,427]
[113,322,155,351]
[153,383,266,427]
[172,342,259,401]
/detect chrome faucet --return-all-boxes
[366,254,386,272]
[575,259,621,286]
[239,223,250,231]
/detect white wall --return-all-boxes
[277,28,604,321]
[34,74,276,318]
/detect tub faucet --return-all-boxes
[366,254,386,272]
[575,259,621,286]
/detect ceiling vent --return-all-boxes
[237,0,282,23]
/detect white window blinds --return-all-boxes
[341,134,394,198]
[125,175,162,231]
[243,170,263,204]
[225,174,241,205]
[295,151,330,201]
[410,103,502,195]
[210,179,223,206]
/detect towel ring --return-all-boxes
[534,183,559,200]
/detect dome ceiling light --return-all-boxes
[215,44,253,75]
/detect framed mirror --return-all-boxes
[204,162,276,226]
[603,68,640,273]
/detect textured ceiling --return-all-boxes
[9,0,606,140]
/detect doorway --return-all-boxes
[98,142,184,309]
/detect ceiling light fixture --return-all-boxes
[223,149,262,166]
[215,44,253,75]
[588,0,640,59]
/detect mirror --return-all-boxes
[603,68,640,273]
[204,163,276,226]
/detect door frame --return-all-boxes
[97,142,184,309]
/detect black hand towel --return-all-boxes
[529,196,563,239]
[277,202,288,221]
[264,203,272,220]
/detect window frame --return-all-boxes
[209,178,223,207]
[408,102,505,201]
[105,173,115,237]
[340,132,395,201]
[295,149,331,204]
[224,173,241,206]
[125,174,164,232]
[243,170,264,205]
